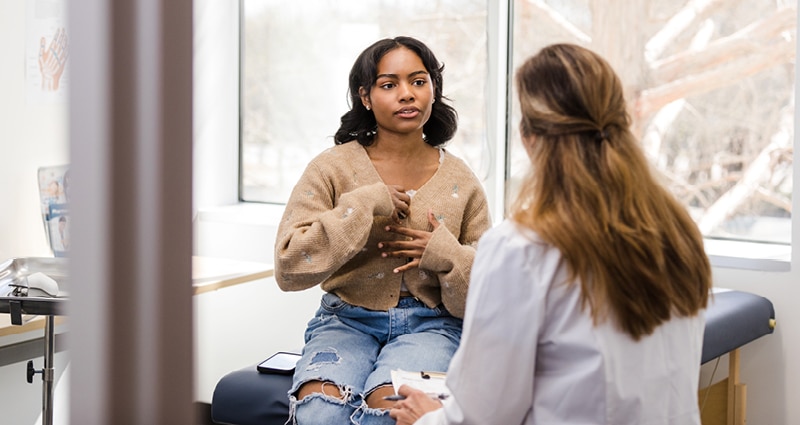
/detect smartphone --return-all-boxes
[256,351,301,375]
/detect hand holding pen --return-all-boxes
[388,384,447,425]
[383,393,449,401]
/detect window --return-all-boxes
[240,0,794,250]
[241,0,490,203]
[508,0,794,245]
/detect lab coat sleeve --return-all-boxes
[416,223,546,425]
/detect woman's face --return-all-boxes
[361,47,434,139]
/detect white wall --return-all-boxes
[0,1,70,424]
[0,1,69,260]
[0,352,69,425]
[193,272,322,403]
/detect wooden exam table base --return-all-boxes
[699,348,745,425]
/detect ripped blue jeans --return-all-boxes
[288,292,462,425]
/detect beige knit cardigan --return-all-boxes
[274,141,491,318]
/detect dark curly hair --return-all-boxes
[333,36,458,147]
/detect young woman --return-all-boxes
[390,43,712,425]
[274,36,491,424]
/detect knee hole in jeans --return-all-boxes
[296,380,345,401]
[363,384,396,410]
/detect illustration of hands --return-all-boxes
[38,27,69,92]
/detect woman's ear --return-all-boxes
[359,87,370,110]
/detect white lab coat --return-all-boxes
[416,220,704,425]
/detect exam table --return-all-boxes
[210,289,776,425]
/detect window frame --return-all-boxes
[192,0,792,272]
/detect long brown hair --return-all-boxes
[512,44,711,340]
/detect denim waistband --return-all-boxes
[396,295,426,308]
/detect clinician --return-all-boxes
[390,43,712,425]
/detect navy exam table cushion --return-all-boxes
[701,289,775,364]
[211,369,292,425]
[211,289,775,425]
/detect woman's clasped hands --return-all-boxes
[379,200,441,274]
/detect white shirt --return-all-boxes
[416,220,704,425]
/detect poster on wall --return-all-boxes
[26,0,69,105]
[38,165,70,257]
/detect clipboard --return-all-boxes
[390,369,450,398]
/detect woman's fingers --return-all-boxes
[427,209,440,229]
[387,185,411,222]
[391,259,420,274]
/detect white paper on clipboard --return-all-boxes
[390,369,451,397]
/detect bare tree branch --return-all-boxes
[642,99,685,161]
[698,104,794,233]
[636,38,794,121]
[644,0,727,63]
[524,0,591,44]
[755,188,792,213]
[651,6,796,83]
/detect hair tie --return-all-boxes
[594,129,609,142]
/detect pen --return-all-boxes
[383,394,406,401]
[383,393,449,401]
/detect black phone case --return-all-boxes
[256,351,301,375]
